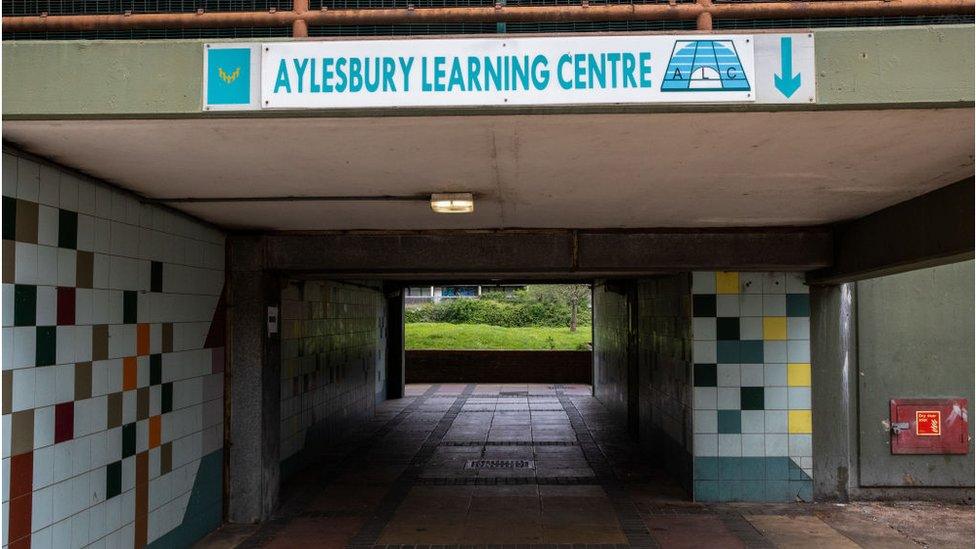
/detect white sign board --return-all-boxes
[202,33,815,110]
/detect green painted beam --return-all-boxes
[2,25,973,119]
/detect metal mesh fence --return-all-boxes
[2,26,291,38]
[1,0,292,15]
[713,14,975,28]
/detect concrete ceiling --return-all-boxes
[4,108,973,231]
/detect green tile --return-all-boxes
[57,209,77,249]
[765,457,790,480]
[36,326,56,366]
[122,423,136,458]
[717,410,741,434]
[716,317,740,340]
[151,261,163,293]
[740,387,764,410]
[150,354,162,385]
[106,460,122,499]
[162,382,173,414]
[716,341,739,363]
[123,290,137,324]
[2,196,15,240]
[734,480,766,501]
[695,457,719,480]
[765,480,793,502]
[786,294,810,317]
[791,480,813,502]
[740,457,766,480]
[693,294,716,317]
[694,480,719,502]
[13,284,36,326]
[739,340,764,363]
[718,457,742,480]
[693,364,717,387]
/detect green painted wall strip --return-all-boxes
[147,449,223,548]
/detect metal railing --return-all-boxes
[2,0,973,37]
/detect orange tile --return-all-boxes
[123,357,138,391]
[137,323,150,356]
[149,416,161,449]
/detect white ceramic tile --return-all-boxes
[71,507,91,548]
[54,363,75,404]
[761,272,786,294]
[694,410,717,433]
[37,205,59,246]
[741,434,765,457]
[74,326,92,363]
[57,249,77,287]
[762,294,786,316]
[785,273,809,294]
[2,153,18,197]
[764,341,788,363]
[692,341,716,364]
[56,326,75,365]
[1,285,12,328]
[715,295,739,317]
[38,166,60,207]
[716,364,739,387]
[788,317,810,340]
[764,387,788,410]
[788,340,810,363]
[77,180,96,216]
[693,434,718,457]
[740,364,764,386]
[33,405,54,449]
[788,387,812,409]
[764,364,787,386]
[11,367,35,411]
[33,444,54,489]
[765,411,788,433]
[75,290,93,326]
[37,245,58,286]
[59,173,78,212]
[741,410,764,433]
[52,442,74,484]
[93,254,110,290]
[14,242,38,285]
[692,272,716,294]
[789,434,813,457]
[16,158,40,201]
[739,317,762,339]
[718,434,742,457]
[693,387,717,410]
[93,219,111,255]
[51,478,73,522]
[740,272,763,294]
[765,434,789,456]
[693,318,716,340]
[739,294,763,317]
[32,484,54,532]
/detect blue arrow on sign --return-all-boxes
[774,36,802,98]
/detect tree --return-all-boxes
[523,284,591,332]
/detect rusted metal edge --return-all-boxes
[3,0,972,33]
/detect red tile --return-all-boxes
[136,324,150,356]
[54,402,74,443]
[212,347,224,374]
[9,452,33,499]
[8,492,32,545]
[57,287,76,326]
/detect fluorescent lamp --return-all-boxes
[430,193,474,214]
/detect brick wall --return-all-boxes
[405,350,591,384]
[1,151,226,548]
[278,280,386,476]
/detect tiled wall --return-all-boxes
[637,275,693,491]
[592,281,630,422]
[279,280,386,476]
[690,271,812,502]
[1,151,226,548]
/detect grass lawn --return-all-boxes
[405,322,592,350]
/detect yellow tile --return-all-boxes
[715,272,740,294]
[788,410,812,434]
[763,317,787,340]
[788,363,811,387]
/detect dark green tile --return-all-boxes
[786,294,810,317]
[122,423,136,458]
[36,326,56,366]
[2,196,15,240]
[717,410,741,434]
[791,480,813,502]
[57,209,77,249]
[740,387,764,410]
[693,364,717,387]
[123,290,137,324]
[150,354,162,385]
[739,340,764,363]
[765,480,792,502]
[735,480,766,501]
[162,382,173,414]
[106,460,122,499]
[151,261,163,293]
[13,284,36,327]
[693,294,716,317]
[716,341,739,363]
[716,317,740,341]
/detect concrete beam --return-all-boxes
[256,228,832,277]
[227,236,281,523]
[3,25,974,118]
[808,178,975,284]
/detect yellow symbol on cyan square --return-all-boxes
[763,317,787,340]
[716,272,740,294]
[218,66,241,84]
[787,363,811,387]
[788,410,812,434]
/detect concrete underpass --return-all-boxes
[1,20,974,549]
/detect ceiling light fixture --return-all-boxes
[430,192,474,214]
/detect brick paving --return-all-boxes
[198,384,974,549]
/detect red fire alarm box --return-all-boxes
[890,398,969,455]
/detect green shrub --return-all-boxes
[405,295,591,328]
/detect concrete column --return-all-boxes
[227,236,281,522]
[810,283,857,501]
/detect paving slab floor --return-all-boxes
[198,384,974,548]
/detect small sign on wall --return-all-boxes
[890,398,969,454]
[267,306,279,336]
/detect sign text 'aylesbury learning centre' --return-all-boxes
[203,34,815,110]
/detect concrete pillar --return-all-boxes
[810,283,857,501]
[227,236,281,522]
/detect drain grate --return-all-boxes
[441,440,578,446]
[465,459,535,470]
[416,476,599,486]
